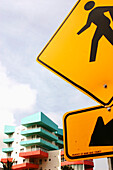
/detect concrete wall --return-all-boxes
[38,150,61,170]
[12,126,26,165]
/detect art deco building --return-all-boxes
[1,112,94,170]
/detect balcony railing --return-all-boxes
[20,138,59,150]
[21,127,58,141]
[55,139,63,145]
[25,147,48,153]
[25,136,53,145]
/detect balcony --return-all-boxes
[4,125,15,135]
[55,128,63,137]
[12,163,39,170]
[19,149,48,158]
[21,127,58,141]
[55,139,63,146]
[3,138,14,144]
[2,147,13,153]
[20,138,59,150]
[21,112,58,132]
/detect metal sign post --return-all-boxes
[108,157,113,170]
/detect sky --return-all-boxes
[0,0,109,169]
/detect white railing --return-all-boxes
[26,147,47,153]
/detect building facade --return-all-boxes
[1,112,94,170]
[2,125,25,165]
[61,151,94,170]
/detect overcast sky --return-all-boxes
[0,0,109,169]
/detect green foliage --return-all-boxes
[61,165,74,170]
[1,159,14,170]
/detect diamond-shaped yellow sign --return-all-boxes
[37,0,113,106]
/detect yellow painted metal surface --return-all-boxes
[37,0,113,106]
[63,105,113,161]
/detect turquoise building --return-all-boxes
[2,112,63,170]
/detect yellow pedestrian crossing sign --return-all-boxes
[37,0,113,106]
[63,106,113,161]
[36,0,113,162]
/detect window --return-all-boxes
[70,164,84,170]
[32,135,35,139]
[36,145,39,149]
[22,128,25,131]
[9,134,12,138]
[32,125,35,128]
[21,138,24,141]
[31,145,35,151]
[8,143,11,147]
[7,152,11,158]
[20,148,24,152]
[15,161,17,164]
[30,158,34,164]
[37,135,39,138]
[39,159,42,165]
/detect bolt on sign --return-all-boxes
[37,0,113,106]
[63,106,113,161]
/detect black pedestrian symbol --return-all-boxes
[89,116,113,146]
[77,1,113,62]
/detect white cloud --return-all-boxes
[46,111,64,129]
[0,62,37,158]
